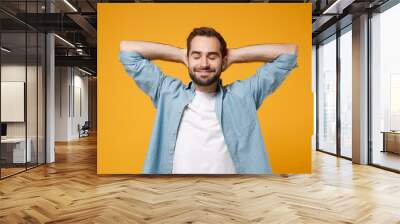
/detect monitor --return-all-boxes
[1,123,7,137]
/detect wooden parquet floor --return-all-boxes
[1,134,400,224]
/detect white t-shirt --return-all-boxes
[172,90,236,174]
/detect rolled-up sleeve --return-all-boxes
[243,53,297,109]
[119,51,166,106]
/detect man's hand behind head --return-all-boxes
[181,48,189,68]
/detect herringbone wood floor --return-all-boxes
[1,134,400,224]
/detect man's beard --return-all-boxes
[188,67,222,86]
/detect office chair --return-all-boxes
[79,121,90,138]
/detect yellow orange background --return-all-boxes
[97,3,312,174]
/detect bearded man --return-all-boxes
[120,27,297,174]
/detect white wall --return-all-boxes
[55,67,69,141]
[73,73,89,138]
[1,65,39,137]
[55,67,89,141]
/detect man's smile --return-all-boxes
[195,68,215,74]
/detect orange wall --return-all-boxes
[98,3,312,174]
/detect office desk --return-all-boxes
[1,138,32,163]
[381,131,400,154]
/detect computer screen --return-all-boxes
[1,123,7,137]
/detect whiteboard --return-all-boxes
[1,82,25,122]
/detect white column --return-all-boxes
[46,1,55,163]
[46,33,55,163]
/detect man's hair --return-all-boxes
[187,27,227,58]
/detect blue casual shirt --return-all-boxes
[119,51,297,174]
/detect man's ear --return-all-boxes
[222,56,228,72]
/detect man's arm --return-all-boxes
[120,41,187,65]
[225,44,297,69]
[119,41,187,106]
[226,44,298,109]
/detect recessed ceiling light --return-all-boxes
[1,47,11,53]
[54,34,75,48]
[77,67,93,76]
[322,0,353,15]
[63,0,78,12]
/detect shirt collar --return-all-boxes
[185,79,223,92]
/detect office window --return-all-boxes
[371,2,400,171]
[339,27,352,158]
[317,36,337,154]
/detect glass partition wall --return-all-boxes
[0,1,46,179]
